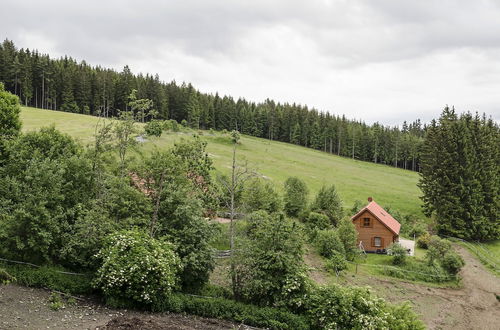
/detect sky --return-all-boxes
[1,0,500,125]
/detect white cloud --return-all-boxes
[1,0,499,124]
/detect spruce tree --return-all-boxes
[419,107,499,240]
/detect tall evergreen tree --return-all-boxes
[419,107,499,240]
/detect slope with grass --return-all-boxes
[20,107,423,216]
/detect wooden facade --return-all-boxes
[352,210,398,251]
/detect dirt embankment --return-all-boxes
[0,285,249,329]
[345,245,500,330]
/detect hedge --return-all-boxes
[0,262,93,294]
[153,294,310,330]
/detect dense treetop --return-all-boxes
[0,39,424,171]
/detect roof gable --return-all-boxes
[351,201,401,235]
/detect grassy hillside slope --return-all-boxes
[20,107,423,216]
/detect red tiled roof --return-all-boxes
[351,200,401,235]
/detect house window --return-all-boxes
[363,218,371,227]
[373,237,382,247]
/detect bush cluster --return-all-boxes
[93,230,181,305]
[301,284,425,330]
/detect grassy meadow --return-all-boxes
[20,107,423,216]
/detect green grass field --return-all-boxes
[20,107,423,216]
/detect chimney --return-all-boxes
[368,197,373,202]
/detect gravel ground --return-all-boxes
[0,285,248,329]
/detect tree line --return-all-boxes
[0,39,424,171]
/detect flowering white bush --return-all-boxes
[93,229,181,305]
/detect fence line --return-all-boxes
[443,235,500,271]
[0,257,88,276]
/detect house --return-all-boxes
[351,197,401,252]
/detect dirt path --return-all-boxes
[0,285,249,329]
[344,245,500,329]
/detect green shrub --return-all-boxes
[440,252,465,275]
[416,232,432,249]
[93,229,181,305]
[150,293,310,329]
[0,263,92,294]
[302,284,425,330]
[144,120,163,137]
[310,185,344,226]
[48,292,64,311]
[426,236,452,265]
[232,214,307,307]
[315,229,345,258]
[389,243,407,265]
[242,178,282,213]
[0,267,15,284]
[326,251,347,276]
[304,212,331,231]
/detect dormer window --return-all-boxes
[363,217,371,227]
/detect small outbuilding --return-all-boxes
[351,197,401,252]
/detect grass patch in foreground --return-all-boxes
[349,254,460,287]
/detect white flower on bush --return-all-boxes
[93,229,181,304]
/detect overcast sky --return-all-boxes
[2,0,500,125]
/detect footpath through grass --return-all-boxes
[20,107,423,216]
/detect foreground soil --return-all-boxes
[344,245,500,330]
[0,285,250,329]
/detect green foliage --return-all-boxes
[152,293,310,330]
[232,213,307,306]
[144,119,163,137]
[326,251,347,276]
[283,177,309,217]
[389,243,408,265]
[350,200,363,215]
[315,229,345,258]
[242,178,282,214]
[114,110,138,175]
[311,185,344,226]
[408,222,427,239]
[0,128,95,265]
[302,284,425,330]
[156,187,216,292]
[0,267,15,285]
[171,136,218,213]
[337,217,358,261]
[441,252,465,275]
[60,178,151,270]
[426,237,452,265]
[48,292,64,311]
[0,82,21,141]
[0,263,92,294]
[419,107,500,241]
[93,229,181,305]
[303,212,331,234]
[416,232,432,249]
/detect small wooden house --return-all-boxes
[351,197,401,252]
